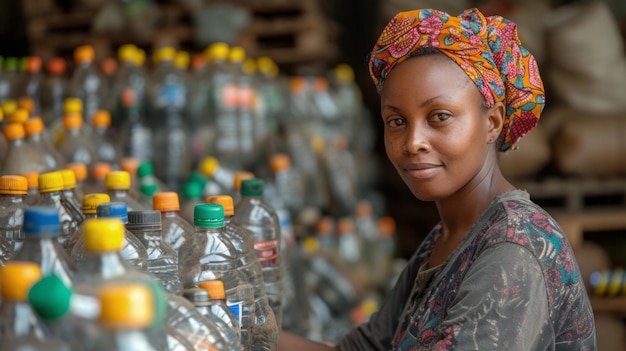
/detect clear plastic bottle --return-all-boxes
[24,116,66,172]
[41,57,68,128]
[188,170,223,200]
[199,157,236,195]
[184,285,242,350]
[2,122,47,175]
[127,210,182,295]
[58,113,97,166]
[229,46,256,170]
[22,171,40,206]
[179,203,255,350]
[0,261,70,350]
[36,171,83,247]
[82,162,112,195]
[71,202,148,270]
[60,168,84,211]
[14,57,43,116]
[206,195,279,350]
[0,175,28,252]
[137,161,170,194]
[105,170,148,211]
[99,58,117,100]
[118,87,153,162]
[180,181,203,225]
[110,45,148,133]
[91,110,118,165]
[69,45,108,129]
[232,171,254,205]
[66,162,88,196]
[233,179,283,327]
[0,57,20,103]
[187,53,213,165]
[153,192,195,254]
[66,193,110,253]
[337,218,361,267]
[14,207,76,287]
[150,47,191,191]
[321,136,359,217]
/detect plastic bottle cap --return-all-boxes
[84,218,125,252]
[0,175,28,195]
[0,108,3,123]
[182,287,210,304]
[256,56,274,73]
[28,274,72,321]
[333,135,349,150]
[333,63,355,84]
[91,110,111,128]
[24,117,44,136]
[60,169,77,189]
[100,58,117,76]
[153,192,180,211]
[190,54,206,72]
[8,109,29,124]
[38,171,64,192]
[23,207,60,237]
[140,183,158,197]
[194,204,224,228]
[63,114,83,130]
[4,57,18,71]
[2,100,17,116]
[316,217,334,235]
[3,123,25,140]
[240,178,264,197]
[204,195,234,216]
[242,59,256,75]
[313,77,329,92]
[82,193,111,215]
[233,171,254,190]
[198,157,219,177]
[181,181,203,200]
[118,44,137,63]
[98,283,154,329]
[197,280,226,300]
[46,57,66,75]
[127,210,161,231]
[174,50,190,70]
[17,97,34,114]
[136,161,155,178]
[204,42,229,62]
[66,163,87,182]
[120,87,136,108]
[74,45,95,63]
[97,202,128,223]
[22,171,39,190]
[187,171,207,188]
[337,218,354,235]
[63,98,83,114]
[228,46,246,63]
[302,237,319,254]
[269,153,291,173]
[105,171,131,190]
[120,158,140,176]
[153,47,176,64]
[289,77,306,94]
[91,162,112,181]
[134,49,146,67]
[355,201,373,218]
[25,56,42,73]
[378,216,396,238]
[0,262,42,301]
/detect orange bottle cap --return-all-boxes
[91,110,111,128]
[355,201,373,218]
[0,261,42,301]
[378,216,396,238]
[17,97,34,114]
[269,153,291,173]
[313,77,329,92]
[337,218,354,235]
[0,175,28,195]
[100,58,117,76]
[66,163,87,182]
[153,192,180,211]
[63,114,83,130]
[98,283,154,329]
[8,109,29,124]
[3,123,26,141]
[204,195,234,216]
[91,162,112,181]
[74,45,95,63]
[316,217,334,235]
[25,56,42,73]
[289,77,306,93]
[21,171,39,189]
[46,57,66,75]
[24,117,44,136]
[120,158,140,176]
[198,280,226,300]
[233,171,254,190]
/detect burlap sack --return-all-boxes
[545,0,626,114]
[499,124,551,180]
[554,114,626,177]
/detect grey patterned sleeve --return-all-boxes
[434,243,553,350]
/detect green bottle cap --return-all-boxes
[140,183,158,197]
[187,171,207,188]
[240,178,264,197]
[28,274,72,321]
[181,181,203,199]
[193,204,224,228]
[137,162,155,178]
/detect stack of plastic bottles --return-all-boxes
[0,42,403,346]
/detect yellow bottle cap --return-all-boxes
[0,108,3,123]
[302,237,319,254]
[228,46,246,63]
[98,283,154,329]
[59,169,77,189]
[174,51,190,70]
[0,175,28,195]
[63,114,83,130]
[269,153,291,173]
[105,171,131,190]
[198,280,226,300]
[118,44,137,63]
[242,59,257,75]
[198,157,219,177]
[205,195,234,216]
[233,171,254,190]
[24,117,44,136]
[3,123,26,141]
[0,261,42,301]
[2,100,17,116]
[39,171,64,193]
[82,193,111,215]
[91,110,111,128]
[91,163,112,182]
[63,98,83,115]
[66,163,87,182]
[333,63,355,84]
[134,49,146,67]
[74,45,95,63]
[8,109,29,124]
[152,192,180,212]
[84,218,125,252]
[204,42,229,62]
[153,47,176,65]
[21,171,39,190]
[17,97,34,114]
[256,56,274,73]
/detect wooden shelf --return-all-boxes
[590,297,626,315]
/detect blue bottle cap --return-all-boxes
[97,202,129,224]
[23,207,60,237]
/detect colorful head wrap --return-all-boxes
[369,8,545,152]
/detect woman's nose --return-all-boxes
[404,125,430,154]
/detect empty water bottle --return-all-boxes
[2,122,47,175]
[37,171,83,248]
[58,113,97,166]
[59,168,84,211]
[24,117,65,172]
[69,45,108,129]
[104,170,147,211]
[0,175,28,252]
[22,171,40,206]
[91,110,118,165]
[65,193,111,253]
[153,192,195,254]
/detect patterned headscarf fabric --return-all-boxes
[369,8,545,152]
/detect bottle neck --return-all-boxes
[130,228,162,245]
[82,251,131,278]
[0,194,26,205]
[38,190,63,205]
[0,300,42,337]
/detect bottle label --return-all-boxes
[254,239,280,268]
[226,301,243,325]
[220,83,239,108]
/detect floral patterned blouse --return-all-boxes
[338,190,596,350]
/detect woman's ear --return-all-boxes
[486,101,505,144]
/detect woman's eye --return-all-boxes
[430,113,451,122]
[387,118,406,127]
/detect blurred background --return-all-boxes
[2,0,626,348]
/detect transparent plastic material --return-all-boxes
[118,87,153,163]
[69,45,108,128]
[0,176,28,252]
[65,193,110,254]
[37,172,84,248]
[15,57,44,116]
[41,57,68,127]
[154,192,196,254]
[58,114,97,167]
[2,123,47,175]
[110,45,148,133]
[24,117,65,172]
[91,110,118,165]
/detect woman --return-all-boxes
[279,8,596,351]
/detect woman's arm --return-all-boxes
[278,331,335,351]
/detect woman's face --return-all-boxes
[381,54,498,202]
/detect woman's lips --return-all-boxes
[403,163,442,179]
